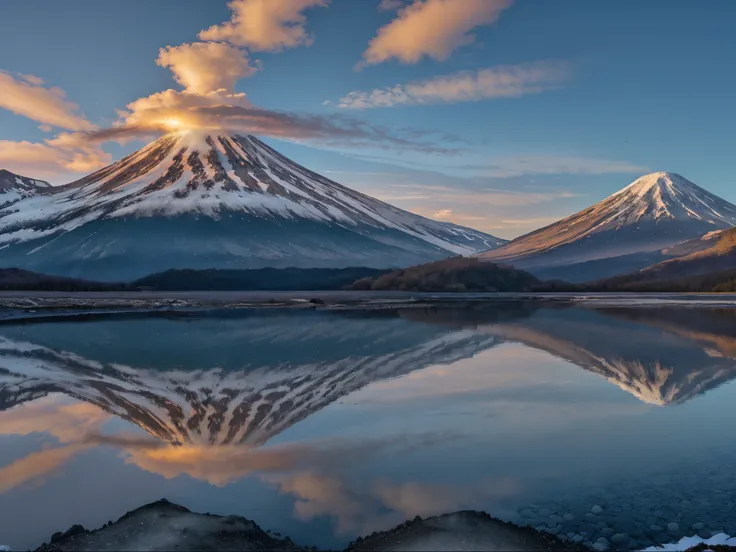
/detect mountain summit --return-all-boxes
[479,171,736,281]
[0,132,504,280]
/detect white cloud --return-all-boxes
[199,0,329,52]
[338,61,572,108]
[361,0,513,66]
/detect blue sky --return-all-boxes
[1,0,734,238]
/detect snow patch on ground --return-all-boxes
[641,533,735,551]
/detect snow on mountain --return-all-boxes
[478,172,736,282]
[0,169,50,208]
[0,132,504,280]
[0,314,498,446]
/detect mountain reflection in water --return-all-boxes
[1,304,736,550]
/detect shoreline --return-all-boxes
[30,499,591,552]
[26,500,736,552]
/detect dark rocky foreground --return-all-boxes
[34,500,592,552]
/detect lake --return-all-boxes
[1,302,736,551]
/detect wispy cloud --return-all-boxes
[361,0,513,66]
[470,154,647,178]
[0,71,95,131]
[199,0,328,52]
[342,151,645,178]
[378,0,409,11]
[339,61,572,108]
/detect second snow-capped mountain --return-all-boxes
[479,172,736,282]
[0,132,504,280]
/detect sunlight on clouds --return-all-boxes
[339,61,572,108]
[361,0,513,66]
[156,42,258,95]
[0,71,95,131]
[0,138,110,180]
[199,0,328,52]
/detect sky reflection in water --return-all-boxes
[1,304,736,550]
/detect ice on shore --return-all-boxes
[642,532,735,551]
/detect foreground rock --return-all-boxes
[347,511,591,551]
[35,500,303,552]
[35,500,591,552]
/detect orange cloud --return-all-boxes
[339,61,572,108]
[361,0,513,66]
[156,42,259,95]
[0,444,92,494]
[0,71,95,131]
[0,397,109,493]
[0,138,110,180]
[199,0,328,52]
[60,87,459,157]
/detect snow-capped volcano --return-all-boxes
[478,172,736,282]
[0,132,504,280]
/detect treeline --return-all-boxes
[133,267,390,291]
[0,268,126,291]
[349,257,541,292]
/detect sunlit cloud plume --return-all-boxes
[58,88,462,156]
[339,61,572,108]
[0,71,95,131]
[361,0,513,66]
[156,42,259,95]
[199,0,329,52]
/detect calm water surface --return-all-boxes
[1,304,736,550]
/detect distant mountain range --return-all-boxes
[479,172,736,282]
[0,133,504,281]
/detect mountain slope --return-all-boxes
[478,172,736,282]
[0,132,504,280]
[640,227,736,279]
